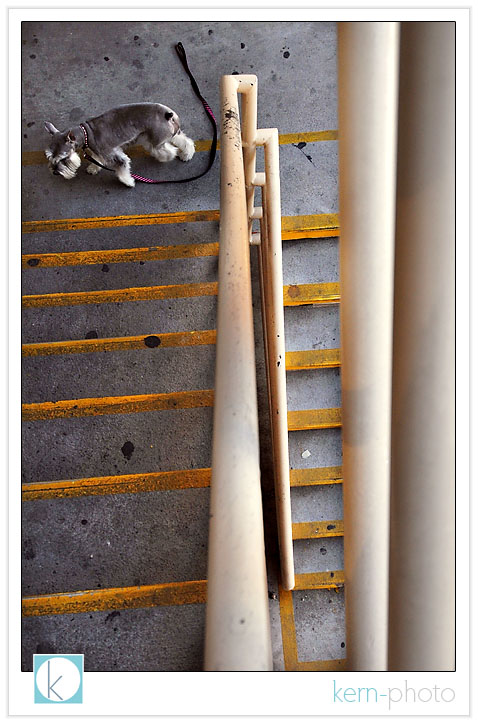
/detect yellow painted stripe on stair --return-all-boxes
[22,579,207,616]
[296,659,346,671]
[22,211,339,237]
[22,131,338,166]
[288,407,342,431]
[22,282,218,308]
[22,210,221,234]
[292,520,344,540]
[22,242,219,268]
[281,213,339,240]
[22,389,214,420]
[294,570,345,590]
[283,282,340,306]
[22,468,211,501]
[22,330,217,357]
[279,130,338,145]
[286,348,341,370]
[278,586,299,670]
[22,282,338,309]
[290,466,343,487]
[278,577,344,671]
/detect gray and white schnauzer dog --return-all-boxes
[44,102,195,187]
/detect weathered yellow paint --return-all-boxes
[279,130,338,145]
[22,330,217,357]
[22,242,219,268]
[288,407,342,431]
[22,579,207,616]
[21,210,221,234]
[22,131,338,166]
[22,468,211,501]
[278,585,299,670]
[23,282,338,309]
[22,389,214,420]
[22,282,218,308]
[294,570,345,590]
[292,520,344,540]
[183,130,339,151]
[281,213,339,240]
[296,659,346,671]
[289,465,343,487]
[283,282,340,306]
[286,348,341,370]
[278,582,345,671]
[22,211,339,238]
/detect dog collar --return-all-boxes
[79,123,114,173]
[79,123,89,148]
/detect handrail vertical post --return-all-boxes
[241,77,258,238]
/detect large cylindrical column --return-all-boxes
[204,75,272,671]
[337,22,400,671]
[388,22,455,671]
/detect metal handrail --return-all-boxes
[204,75,272,671]
[204,74,295,670]
[255,128,295,593]
[241,75,295,591]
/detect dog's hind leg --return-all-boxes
[141,130,178,163]
[150,142,179,163]
[171,130,195,162]
[111,148,135,187]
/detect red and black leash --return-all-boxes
[82,42,217,184]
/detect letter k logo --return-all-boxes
[47,659,63,700]
[34,655,83,704]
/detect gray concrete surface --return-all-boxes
[22,345,217,402]
[22,605,206,672]
[22,408,214,484]
[22,490,210,595]
[21,20,342,672]
[294,589,345,661]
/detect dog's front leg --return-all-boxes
[111,149,135,188]
[85,149,104,176]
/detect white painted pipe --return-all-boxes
[204,75,272,671]
[257,129,295,592]
[388,22,455,671]
[338,21,400,670]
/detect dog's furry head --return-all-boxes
[44,122,82,179]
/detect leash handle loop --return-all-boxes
[129,42,217,184]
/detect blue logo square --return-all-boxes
[33,654,83,704]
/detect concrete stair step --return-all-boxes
[22,256,219,296]
[22,490,210,597]
[22,408,213,483]
[22,345,216,402]
[22,599,206,671]
[21,296,218,343]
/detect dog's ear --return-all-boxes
[44,121,59,135]
[66,131,76,144]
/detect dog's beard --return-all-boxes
[58,151,81,179]
[47,151,82,180]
